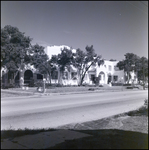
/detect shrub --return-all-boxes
[126,86,133,89]
[88,88,95,91]
[144,99,148,108]
[123,84,131,86]
[1,83,15,89]
[34,80,43,87]
[29,78,35,87]
[112,82,123,86]
[99,84,103,87]
[126,105,148,116]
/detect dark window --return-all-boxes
[108,75,112,83]
[71,72,77,80]
[91,75,96,83]
[99,75,101,80]
[113,75,118,81]
[37,74,43,79]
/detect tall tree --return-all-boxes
[1,25,32,84]
[137,57,148,89]
[72,45,104,86]
[30,44,53,84]
[50,47,73,84]
[116,53,148,84]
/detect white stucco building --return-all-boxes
[44,45,137,86]
[85,60,125,85]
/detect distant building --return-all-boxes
[44,45,76,59]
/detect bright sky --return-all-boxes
[1,1,148,61]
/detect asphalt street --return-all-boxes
[1,90,147,130]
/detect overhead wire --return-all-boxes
[126,1,148,15]
[140,1,148,7]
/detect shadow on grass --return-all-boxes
[1,129,148,149]
[49,129,148,149]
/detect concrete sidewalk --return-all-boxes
[1,130,92,149]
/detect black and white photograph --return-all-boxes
[1,1,148,149]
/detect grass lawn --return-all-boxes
[1,85,142,97]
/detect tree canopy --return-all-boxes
[72,45,104,85]
[1,25,32,81]
[117,53,148,85]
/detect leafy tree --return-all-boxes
[116,53,148,85]
[30,44,53,84]
[72,45,104,86]
[117,53,138,83]
[137,57,148,88]
[50,47,73,84]
[1,25,32,84]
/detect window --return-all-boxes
[99,75,101,80]
[62,72,68,79]
[71,72,77,80]
[90,75,96,83]
[114,66,119,71]
[108,65,112,71]
[113,75,118,82]
[37,74,43,79]
[108,75,112,83]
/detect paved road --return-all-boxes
[1,90,147,130]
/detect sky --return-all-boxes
[1,1,148,61]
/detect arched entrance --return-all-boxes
[98,71,105,84]
[24,70,33,84]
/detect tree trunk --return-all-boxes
[49,72,51,85]
[78,75,81,86]
[47,70,51,85]
[127,72,130,84]
[13,70,19,80]
[58,70,62,85]
[143,66,145,90]
[80,73,86,86]
[80,62,93,86]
